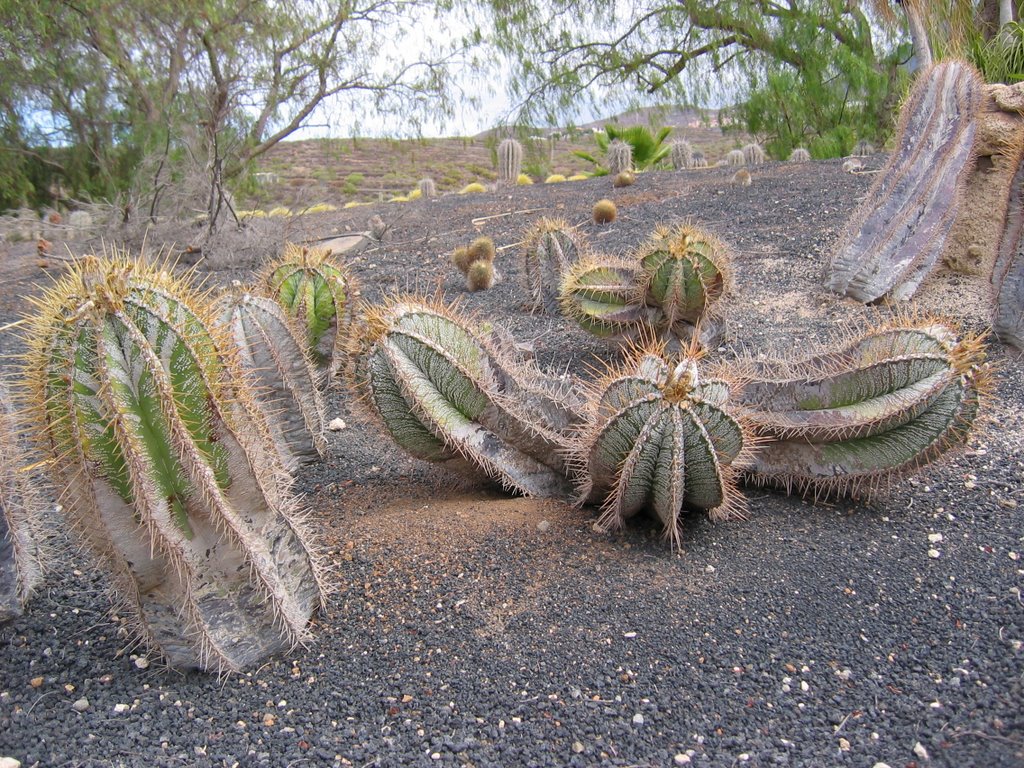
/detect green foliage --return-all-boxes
[573,124,672,174]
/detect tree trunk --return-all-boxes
[904,3,932,70]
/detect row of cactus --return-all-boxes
[19,254,325,672]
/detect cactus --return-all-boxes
[788,147,811,163]
[497,138,524,185]
[418,177,437,198]
[691,151,708,168]
[742,143,766,165]
[993,151,1024,350]
[853,140,876,156]
[545,174,567,183]
[349,296,580,498]
[216,282,328,467]
[828,60,984,302]
[20,253,323,672]
[559,255,644,338]
[0,385,45,624]
[725,149,746,166]
[607,139,633,175]
[519,218,585,313]
[573,346,751,549]
[466,260,495,291]
[613,171,636,188]
[517,173,534,185]
[731,169,752,187]
[467,236,496,264]
[593,199,617,224]
[261,242,354,380]
[670,140,693,170]
[459,182,487,194]
[634,224,732,345]
[452,246,473,275]
[737,318,989,496]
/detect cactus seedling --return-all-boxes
[497,138,524,184]
[262,242,355,380]
[21,253,323,672]
[613,171,636,188]
[520,218,585,313]
[216,283,328,467]
[593,199,617,224]
[725,149,746,166]
[349,296,580,498]
[418,177,437,198]
[573,344,751,549]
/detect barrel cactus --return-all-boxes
[21,253,324,672]
[670,140,693,171]
[497,138,524,185]
[0,384,45,624]
[738,318,989,495]
[559,255,644,338]
[573,346,751,549]
[261,243,355,380]
[216,282,328,468]
[520,218,585,312]
[349,296,581,498]
[607,139,633,175]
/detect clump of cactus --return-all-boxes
[216,282,328,468]
[0,384,45,624]
[828,60,984,302]
[261,242,355,380]
[593,199,617,224]
[517,173,534,185]
[572,344,752,549]
[21,253,323,672]
[725,149,746,166]
[993,152,1024,350]
[737,317,989,496]
[459,182,487,194]
[452,237,498,290]
[670,139,693,170]
[452,246,474,274]
[545,174,567,184]
[519,218,585,313]
[348,296,581,498]
[607,139,633,175]
[742,143,766,165]
[789,147,811,163]
[497,138,524,185]
[559,255,644,338]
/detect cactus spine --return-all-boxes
[520,218,585,313]
[216,283,328,467]
[670,140,693,170]
[262,243,354,380]
[993,151,1024,350]
[828,60,984,302]
[350,296,580,498]
[0,385,45,624]
[607,140,633,175]
[497,138,524,185]
[574,346,750,549]
[21,254,323,672]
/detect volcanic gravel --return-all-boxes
[1,158,1022,767]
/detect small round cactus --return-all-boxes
[731,169,752,187]
[466,260,495,291]
[789,147,811,163]
[853,139,876,156]
[613,171,636,188]
[545,174,568,183]
[467,236,496,263]
[593,199,617,224]
[452,246,473,275]
[459,182,487,194]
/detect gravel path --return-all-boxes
[1,159,1021,767]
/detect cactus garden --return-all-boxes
[0,153,1021,767]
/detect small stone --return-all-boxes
[928,533,943,543]
[536,520,550,532]
[838,737,850,751]
[113,703,130,714]
[623,631,637,639]
[430,753,441,760]
[704,565,715,574]
[871,764,892,768]
[673,755,691,766]
[572,741,585,754]
[262,713,276,726]
[327,418,346,431]
[800,681,809,692]
[928,549,941,559]
[29,677,43,689]
[0,758,22,768]
[632,713,644,726]
[134,657,150,670]
[913,742,930,761]
[72,697,90,712]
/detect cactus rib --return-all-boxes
[994,149,1024,350]
[519,218,584,313]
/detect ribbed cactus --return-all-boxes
[789,147,811,163]
[418,177,437,198]
[670,140,693,170]
[738,318,988,495]
[216,282,328,468]
[828,61,984,302]
[0,384,45,624]
[994,152,1024,350]
[497,138,524,185]
[634,225,732,345]
[261,242,355,380]
[607,140,633,175]
[559,255,644,338]
[742,143,766,165]
[725,149,746,166]
[573,346,751,549]
[349,296,580,498]
[21,254,323,672]
[692,151,708,168]
[853,140,876,156]
[520,218,585,312]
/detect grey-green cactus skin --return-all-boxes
[789,148,811,163]
[670,140,693,170]
[498,138,524,184]
[520,218,585,312]
[994,150,1024,350]
[607,140,633,175]
[725,149,746,166]
[828,61,984,302]
[217,284,328,467]
[737,320,988,495]
[742,143,766,165]
[559,256,644,338]
[352,297,581,498]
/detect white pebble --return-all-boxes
[327,418,346,431]
[632,713,644,726]
[72,697,89,712]
[113,703,130,714]
[871,764,892,768]
[800,681,809,692]
[928,533,943,543]
[913,742,930,761]
[134,657,150,670]
[0,758,21,768]
[928,549,941,559]
[673,755,691,766]
[704,565,715,574]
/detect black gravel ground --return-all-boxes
[1,159,1022,768]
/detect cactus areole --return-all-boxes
[23,254,322,672]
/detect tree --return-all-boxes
[0,0,462,227]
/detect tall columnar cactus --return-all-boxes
[634,224,732,346]
[573,346,751,549]
[497,138,524,185]
[216,282,328,467]
[607,139,633,175]
[261,243,355,380]
[559,255,644,338]
[0,384,45,624]
[993,151,1024,350]
[725,149,746,166]
[670,139,693,171]
[520,218,585,312]
[418,177,437,198]
[828,61,984,302]
[737,318,989,495]
[742,143,766,165]
[349,296,581,498]
[21,254,324,672]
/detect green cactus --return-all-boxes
[559,255,643,338]
[738,318,989,495]
[21,253,324,672]
[216,282,328,467]
[349,296,581,498]
[262,243,355,379]
[994,151,1024,351]
[0,384,45,624]
[573,346,751,549]
[519,218,585,313]
[670,140,693,171]
[497,138,524,185]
